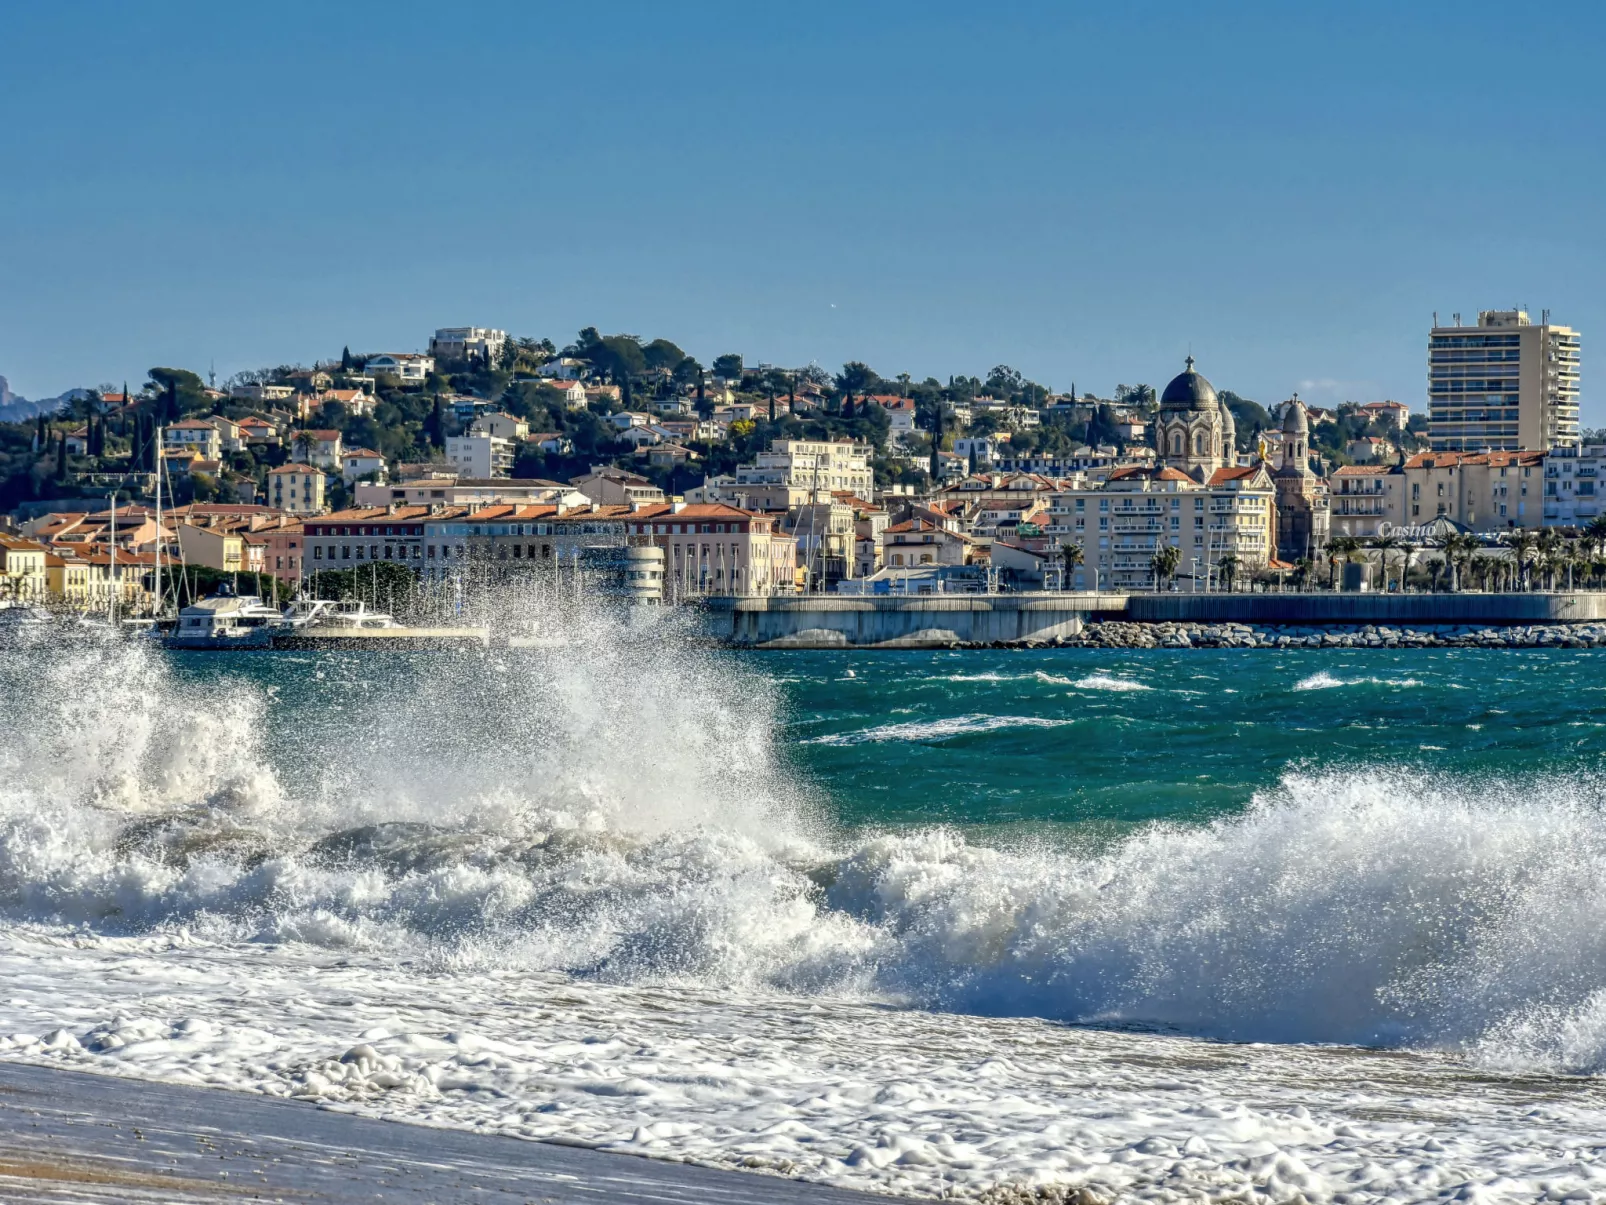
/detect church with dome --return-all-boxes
[1157,355,1235,481]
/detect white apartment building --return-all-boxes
[446,432,516,478]
[366,353,436,382]
[730,439,875,510]
[1329,465,1396,539]
[469,411,529,441]
[164,420,222,461]
[1543,445,1606,527]
[1046,463,1276,591]
[428,327,507,364]
[1428,310,1580,451]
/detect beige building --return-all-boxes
[177,523,245,573]
[266,464,326,515]
[1329,465,1396,539]
[1397,450,1543,533]
[1047,463,1277,591]
[569,467,665,507]
[626,503,797,596]
[1428,310,1580,451]
[729,439,875,509]
[0,534,50,601]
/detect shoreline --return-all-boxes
[1031,620,1606,650]
[0,1058,899,1204]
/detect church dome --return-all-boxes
[1282,397,1309,434]
[1160,356,1218,411]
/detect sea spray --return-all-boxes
[6,628,1606,1072]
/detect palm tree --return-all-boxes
[1584,514,1606,558]
[1506,530,1538,591]
[1294,556,1314,590]
[1425,555,1446,592]
[1059,542,1084,591]
[1216,553,1241,593]
[1369,532,1401,591]
[1150,544,1181,592]
[1325,536,1362,589]
[1397,538,1420,592]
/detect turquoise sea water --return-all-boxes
[776,648,1606,829]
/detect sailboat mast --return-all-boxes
[153,424,163,619]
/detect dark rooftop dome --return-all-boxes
[1160,356,1218,411]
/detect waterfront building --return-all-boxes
[1329,465,1396,539]
[1542,444,1606,527]
[304,505,433,571]
[176,523,244,574]
[783,502,858,585]
[1271,398,1331,562]
[1428,309,1580,451]
[0,534,49,601]
[880,518,973,569]
[354,478,583,508]
[341,448,387,485]
[624,503,797,595]
[569,466,665,507]
[1398,450,1544,532]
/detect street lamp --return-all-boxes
[1190,557,1199,593]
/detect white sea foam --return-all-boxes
[805,714,1074,745]
[1294,671,1423,690]
[5,631,1606,1199]
[1069,672,1151,691]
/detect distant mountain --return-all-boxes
[0,375,86,423]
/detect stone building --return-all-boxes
[1157,357,1230,480]
[1271,397,1331,562]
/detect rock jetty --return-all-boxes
[969,621,1606,650]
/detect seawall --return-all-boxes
[711,592,1606,648]
[716,593,1126,648]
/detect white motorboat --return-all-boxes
[283,598,400,631]
[166,590,288,649]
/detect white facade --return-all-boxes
[446,432,515,478]
[366,353,435,381]
[428,327,506,363]
[1543,444,1606,527]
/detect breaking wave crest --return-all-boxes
[5,628,1606,1073]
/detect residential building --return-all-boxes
[164,420,223,461]
[610,411,651,430]
[784,502,857,585]
[1050,462,1276,592]
[624,503,797,596]
[304,506,432,572]
[342,448,387,485]
[43,551,92,606]
[1399,450,1544,532]
[266,464,326,515]
[728,439,876,510]
[176,523,244,573]
[1346,436,1395,463]
[528,432,574,456]
[1543,444,1606,527]
[536,357,587,380]
[445,432,516,478]
[428,327,507,364]
[870,396,919,445]
[365,353,435,382]
[469,411,529,441]
[647,443,698,468]
[1357,400,1410,431]
[881,519,972,569]
[0,534,49,601]
[229,382,296,403]
[354,478,584,508]
[569,467,665,507]
[446,394,497,422]
[545,380,588,409]
[319,388,374,416]
[1428,309,1580,451]
[1330,466,1396,539]
[293,429,344,469]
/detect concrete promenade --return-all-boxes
[711,591,1606,648]
[0,1059,897,1204]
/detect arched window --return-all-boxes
[1170,431,1183,456]
[1193,432,1205,456]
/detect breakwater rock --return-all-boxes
[972,621,1606,650]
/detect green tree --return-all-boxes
[1059,541,1084,590]
[1150,544,1181,591]
[712,353,744,381]
[642,338,687,372]
[1216,553,1241,592]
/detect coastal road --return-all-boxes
[0,1061,905,1203]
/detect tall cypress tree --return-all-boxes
[56,432,68,479]
[929,405,942,482]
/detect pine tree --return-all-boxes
[341,345,353,371]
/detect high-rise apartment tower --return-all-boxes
[1428,309,1579,452]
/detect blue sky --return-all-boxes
[3,1,1602,419]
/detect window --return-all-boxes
[314,546,323,560]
